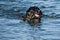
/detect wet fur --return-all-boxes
[19,6,42,25]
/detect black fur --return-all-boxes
[19,6,42,25]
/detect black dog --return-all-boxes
[19,6,42,25]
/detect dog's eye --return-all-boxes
[35,12,39,15]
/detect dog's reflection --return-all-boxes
[19,6,42,26]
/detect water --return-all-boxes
[0,0,60,40]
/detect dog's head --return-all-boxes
[26,6,42,24]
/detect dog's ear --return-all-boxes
[39,10,42,15]
[39,10,42,18]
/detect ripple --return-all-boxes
[0,0,60,40]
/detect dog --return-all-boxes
[19,6,42,25]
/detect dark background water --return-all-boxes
[0,0,60,40]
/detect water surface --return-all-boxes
[0,0,60,40]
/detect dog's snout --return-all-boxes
[35,14,39,17]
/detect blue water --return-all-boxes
[0,0,60,40]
